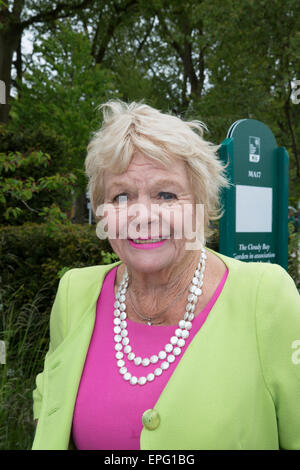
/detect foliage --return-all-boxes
[0,148,77,225]
[0,123,78,225]
[0,221,118,449]
[0,222,116,307]
[9,20,119,190]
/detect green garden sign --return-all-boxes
[219,119,289,270]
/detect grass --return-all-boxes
[0,282,50,450]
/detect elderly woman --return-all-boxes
[32,100,300,450]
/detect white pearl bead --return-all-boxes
[119,367,127,375]
[185,321,192,330]
[116,352,123,360]
[124,345,131,354]
[114,326,121,334]
[175,328,182,337]
[120,288,126,294]
[120,320,127,328]
[114,301,120,309]
[147,373,155,382]
[194,287,202,296]
[114,335,122,343]
[167,354,175,363]
[128,352,135,360]
[161,361,169,370]
[188,294,195,302]
[165,343,173,353]
[134,357,142,365]
[192,277,198,285]
[178,320,185,329]
[158,350,167,360]
[130,376,138,385]
[114,309,120,317]
[170,336,178,345]
[142,358,150,366]
[173,347,181,356]
[123,372,131,381]
[119,295,125,302]
[138,376,147,385]
[122,337,130,346]
[121,329,128,337]
[114,318,121,325]
[119,303,126,311]
[120,312,126,320]
[117,359,125,367]
[154,368,162,376]
[186,303,193,311]
[182,330,189,339]
[189,285,196,293]
[188,313,195,321]
[115,343,122,351]
[177,338,185,347]
[150,355,159,363]
[115,292,120,299]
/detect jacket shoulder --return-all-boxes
[57,261,121,333]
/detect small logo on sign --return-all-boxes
[249,136,260,162]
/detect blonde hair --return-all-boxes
[85,99,230,243]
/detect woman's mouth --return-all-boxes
[128,238,168,249]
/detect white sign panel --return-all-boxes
[236,185,272,233]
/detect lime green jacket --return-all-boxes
[32,249,300,450]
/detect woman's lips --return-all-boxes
[128,238,168,250]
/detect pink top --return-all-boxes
[72,265,229,450]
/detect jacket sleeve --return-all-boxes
[255,263,300,450]
[32,269,73,420]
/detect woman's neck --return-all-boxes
[114,250,203,325]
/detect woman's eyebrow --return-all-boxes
[108,178,184,192]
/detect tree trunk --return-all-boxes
[0,27,21,123]
[73,191,87,224]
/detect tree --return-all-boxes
[0,0,95,123]
[8,21,119,221]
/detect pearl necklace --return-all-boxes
[113,247,207,386]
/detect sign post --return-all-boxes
[219,119,289,270]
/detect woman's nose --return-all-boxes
[128,196,160,237]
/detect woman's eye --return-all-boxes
[158,192,176,200]
[113,193,128,203]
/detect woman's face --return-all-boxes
[101,151,200,274]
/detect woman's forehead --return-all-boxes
[104,151,188,185]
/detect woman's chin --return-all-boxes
[123,239,178,272]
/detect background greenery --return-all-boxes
[0,0,299,450]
